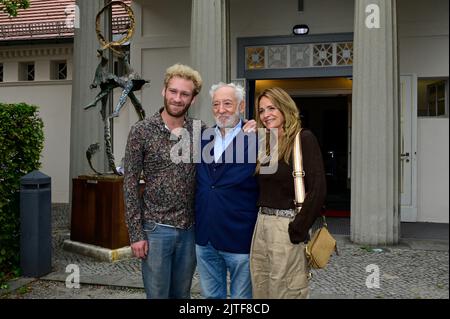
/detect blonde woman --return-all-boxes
[250,87,326,299]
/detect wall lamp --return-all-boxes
[293,24,309,35]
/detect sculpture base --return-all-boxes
[71,175,130,249]
[63,239,132,262]
[78,174,123,181]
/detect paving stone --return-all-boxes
[1,205,448,299]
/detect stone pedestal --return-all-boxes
[71,175,130,249]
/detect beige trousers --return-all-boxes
[250,213,310,299]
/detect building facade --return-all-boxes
[1,0,448,244]
[0,0,130,203]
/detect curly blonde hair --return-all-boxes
[164,63,203,96]
[255,87,301,170]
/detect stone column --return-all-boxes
[70,0,106,182]
[351,0,401,245]
[190,0,229,125]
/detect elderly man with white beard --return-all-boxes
[194,82,259,299]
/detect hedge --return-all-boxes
[0,102,44,284]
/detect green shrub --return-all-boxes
[0,103,44,284]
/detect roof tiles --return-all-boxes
[0,0,132,41]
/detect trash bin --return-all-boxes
[20,170,52,277]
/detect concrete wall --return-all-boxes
[130,0,191,115]
[398,0,449,223]
[398,0,449,77]
[0,44,73,203]
[0,83,72,203]
[112,0,192,164]
[417,118,449,223]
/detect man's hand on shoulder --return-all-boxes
[242,119,257,133]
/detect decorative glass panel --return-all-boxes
[290,44,311,68]
[268,45,287,69]
[336,42,353,65]
[245,47,265,69]
[244,40,354,71]
[313,43,333,67]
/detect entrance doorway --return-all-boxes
[294,96,351,216]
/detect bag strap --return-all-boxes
[293,129,305,210]
[293,131,333,240]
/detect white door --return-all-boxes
[400,75,418,222]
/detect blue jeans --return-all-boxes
[142,222,196,299]
[196,242,252,299]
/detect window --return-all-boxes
[19,62,35,81]
[51,60,67,80]
[0,63,3,82]
[418,78,448,117]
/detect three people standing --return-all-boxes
[123,62,326,299]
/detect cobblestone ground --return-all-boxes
[309,244,449,299]
[2,280,147,299]
[1,205,448,299]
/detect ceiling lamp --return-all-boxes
[293,24,309,35]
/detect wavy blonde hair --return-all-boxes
[164,63,203,96]
[255,87,301,172]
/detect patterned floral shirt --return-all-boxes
[123,108,204,244]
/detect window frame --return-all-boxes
[19,62,35,81]
[418,78,449,118]
[51,60,68,80]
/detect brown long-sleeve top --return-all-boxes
[257,129,327,243]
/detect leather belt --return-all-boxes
[259,206,296,218]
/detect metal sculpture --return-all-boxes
[84,1,148,175]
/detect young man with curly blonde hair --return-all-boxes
[123,63,203,299]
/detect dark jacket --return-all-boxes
[195,130,259,254]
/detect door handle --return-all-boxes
[401,152,410,162]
